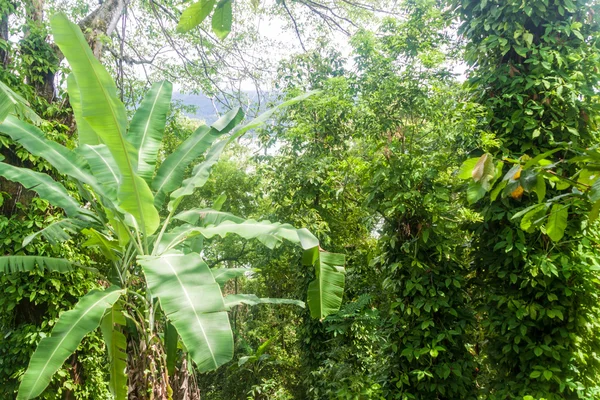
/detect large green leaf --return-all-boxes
[304,248,346,320]
[17,286,125,400]
[169,92,318,206]
[232,91,319,139]
[169,139,230,204]
[467,182,487,204]
[100,303,128,400]
[211,0,233,40]
[52,14,159,235]
[77,144,121,201]
[0,256,74,274]
[82,228,121,261]
[139,251,233,372]
[23,219,89,247]
[224,294,305,309]
[546,204,569,242]
[157,219,319,255]
[152,108,244,207]
[0,115,108,197]
[177,0,216,33]
[0,80,41,124]
[67,74,100,146]
[174,208,245,226]
[198,219,319,250]
[211,267,253,285]
[128,81,173,184]
[0,162,82,217]
[519,204,548,232]
[154,224,200,255]
[165,322,179,376]
[457,157,479,179]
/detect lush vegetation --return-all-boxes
[1,0,600,399]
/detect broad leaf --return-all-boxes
[467,182,487,204]
[0,116,107,194]
[82,228,121,261]
[67,74,100,146]
[197,219,319,250]
[211,267,253,285]
[77,144,121,201]
[168,92,318,207]
[0,80,41,124]
[534,175,546,203]
[165,322,179,376]
[177,0,217,33]
[0,256,74,274]
[170,139,230,204]
[129,81,172,184]
[0,162,82,217]
[52,14,159,235]
[520,204,548,232]
[304,248,346,320]
[224,294,305,309]
[154,224,201,255]
[106,209,131,248]
[17,286,125,400]
[232,91,319,139]
[139,251,233,372]
[490,180,507,201]
[152,108,244,207]
[590,178,600,203]
[212,0,232,40]
[458,158,479,179]
[100,303,128,400]
[174,208,245,226]
[546,204,569,242]
[23,219,89,247]
[590,199,600,223]
[472,153,495,189]
[212,193,227,211]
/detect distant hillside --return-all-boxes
[171,92,221,123]
[172,91,268,124]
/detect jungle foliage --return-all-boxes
[2,0,600,399]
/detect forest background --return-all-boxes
[1,0,600,399]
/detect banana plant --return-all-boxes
[0,14,346,400]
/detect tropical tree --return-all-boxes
[0,14,345,399]
[455,0,600,397]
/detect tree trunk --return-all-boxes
[79,0,126,58]
[0,11,9,68]
[21,0,58,102]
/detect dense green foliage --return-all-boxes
[0,11,111,397]
[456,0,600,398]
[3,0,600,399]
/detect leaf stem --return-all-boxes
[152,198,181,256]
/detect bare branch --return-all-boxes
[282,0,307,52]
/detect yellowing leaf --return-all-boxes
[512,166,522,180]
[510,185,524,199]
[472,153,494,184]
